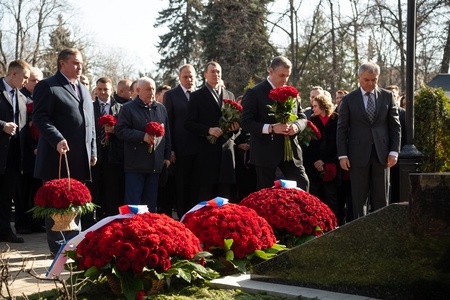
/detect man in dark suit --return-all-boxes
[33,48,97,254]
[86,77,123,221]
[185,61,238,203]
[241,56,309,191]
[15,67,45,234]
[163,64,197,217]
[0,59,30,243]
[337,62,401,219]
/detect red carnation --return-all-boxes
[268,86,298,103]
[145,122,165,153]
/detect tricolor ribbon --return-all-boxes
[180,197,228,222]
[273,179,302,189]
[46,205,148,278]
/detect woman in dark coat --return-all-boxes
[303,94,340,219]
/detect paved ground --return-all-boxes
[1,227,377,300]
[0,229,70,298]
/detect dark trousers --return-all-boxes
[310,180,339,219]
[197,183,232,204]
[157,164,177,217]
[86,162,125,219]
[0,138,19,235]
[350,146,389,219]
[125,172,159,212]
[255,160,309,192]
[15,172,43,231]
[174,155,198,217]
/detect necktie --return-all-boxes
[366,92,375,123]
[186,90,191,101]
[10,89,18,123]
[100,102,107,116]
[100,102,107,145]
[71,83,79,98]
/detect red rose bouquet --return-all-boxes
[98,114,117,146]
[320,163,337,182]
[240,187,338,247]
[298,120,321,147]
[268,86,299,161]
[182,203,285,274]
[207,99,242,144]
[66,213,218,300]
[145,121,164,153]
[31,178,96,219]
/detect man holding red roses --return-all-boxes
[185,61,239,204]
[116,77,171,212]
[241,56,309,191]
[86,77,124,221]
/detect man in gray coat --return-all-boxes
[337,62,401,219]
[33,48,96,254]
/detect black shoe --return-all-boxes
[0,231,24,243]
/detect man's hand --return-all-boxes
[170,151,176,164]
[90,156,97,166]
[340,158,351,171]
[229,122,240,131]
[387,155,398,168]
[104,124,115,134]
[164,159,170,168]
[57,139,69,154]
[208,127,223,137]
[144,133,155,145]
[3,122,18,136]
[314,160,325,171]
[286,123,299,136]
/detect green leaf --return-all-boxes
[253,249,276,260]
[225,249,234,261]
[84,266,101,279]
[230,259,246,273]
[224,239,233,251]
[115,269,143,300]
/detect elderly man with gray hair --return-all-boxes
[115,77,171,212]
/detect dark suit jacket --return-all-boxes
[0,79,28,174]
[337,87,401,167]
[185,85,236,184]
[32,71,96,181]
[93,97,123,164]
[163,85,196,156]
[241,79,307,168]
[115,98,171,173]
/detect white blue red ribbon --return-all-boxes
[46,205,148,278]
[273,179,298,188]
[180,197,228,222]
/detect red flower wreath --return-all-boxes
[31,178,95,218]
[240,187,338,247]
[68,212,217,300]
[98,115,117,146]
[182,203,281,273]
[145,121,164,153]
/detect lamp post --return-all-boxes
[398,0,423,202]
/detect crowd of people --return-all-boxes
[0,48,402,256]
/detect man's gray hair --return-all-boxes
[358,62,380,76]
[270,56,292,70]
[137,77,155,88]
